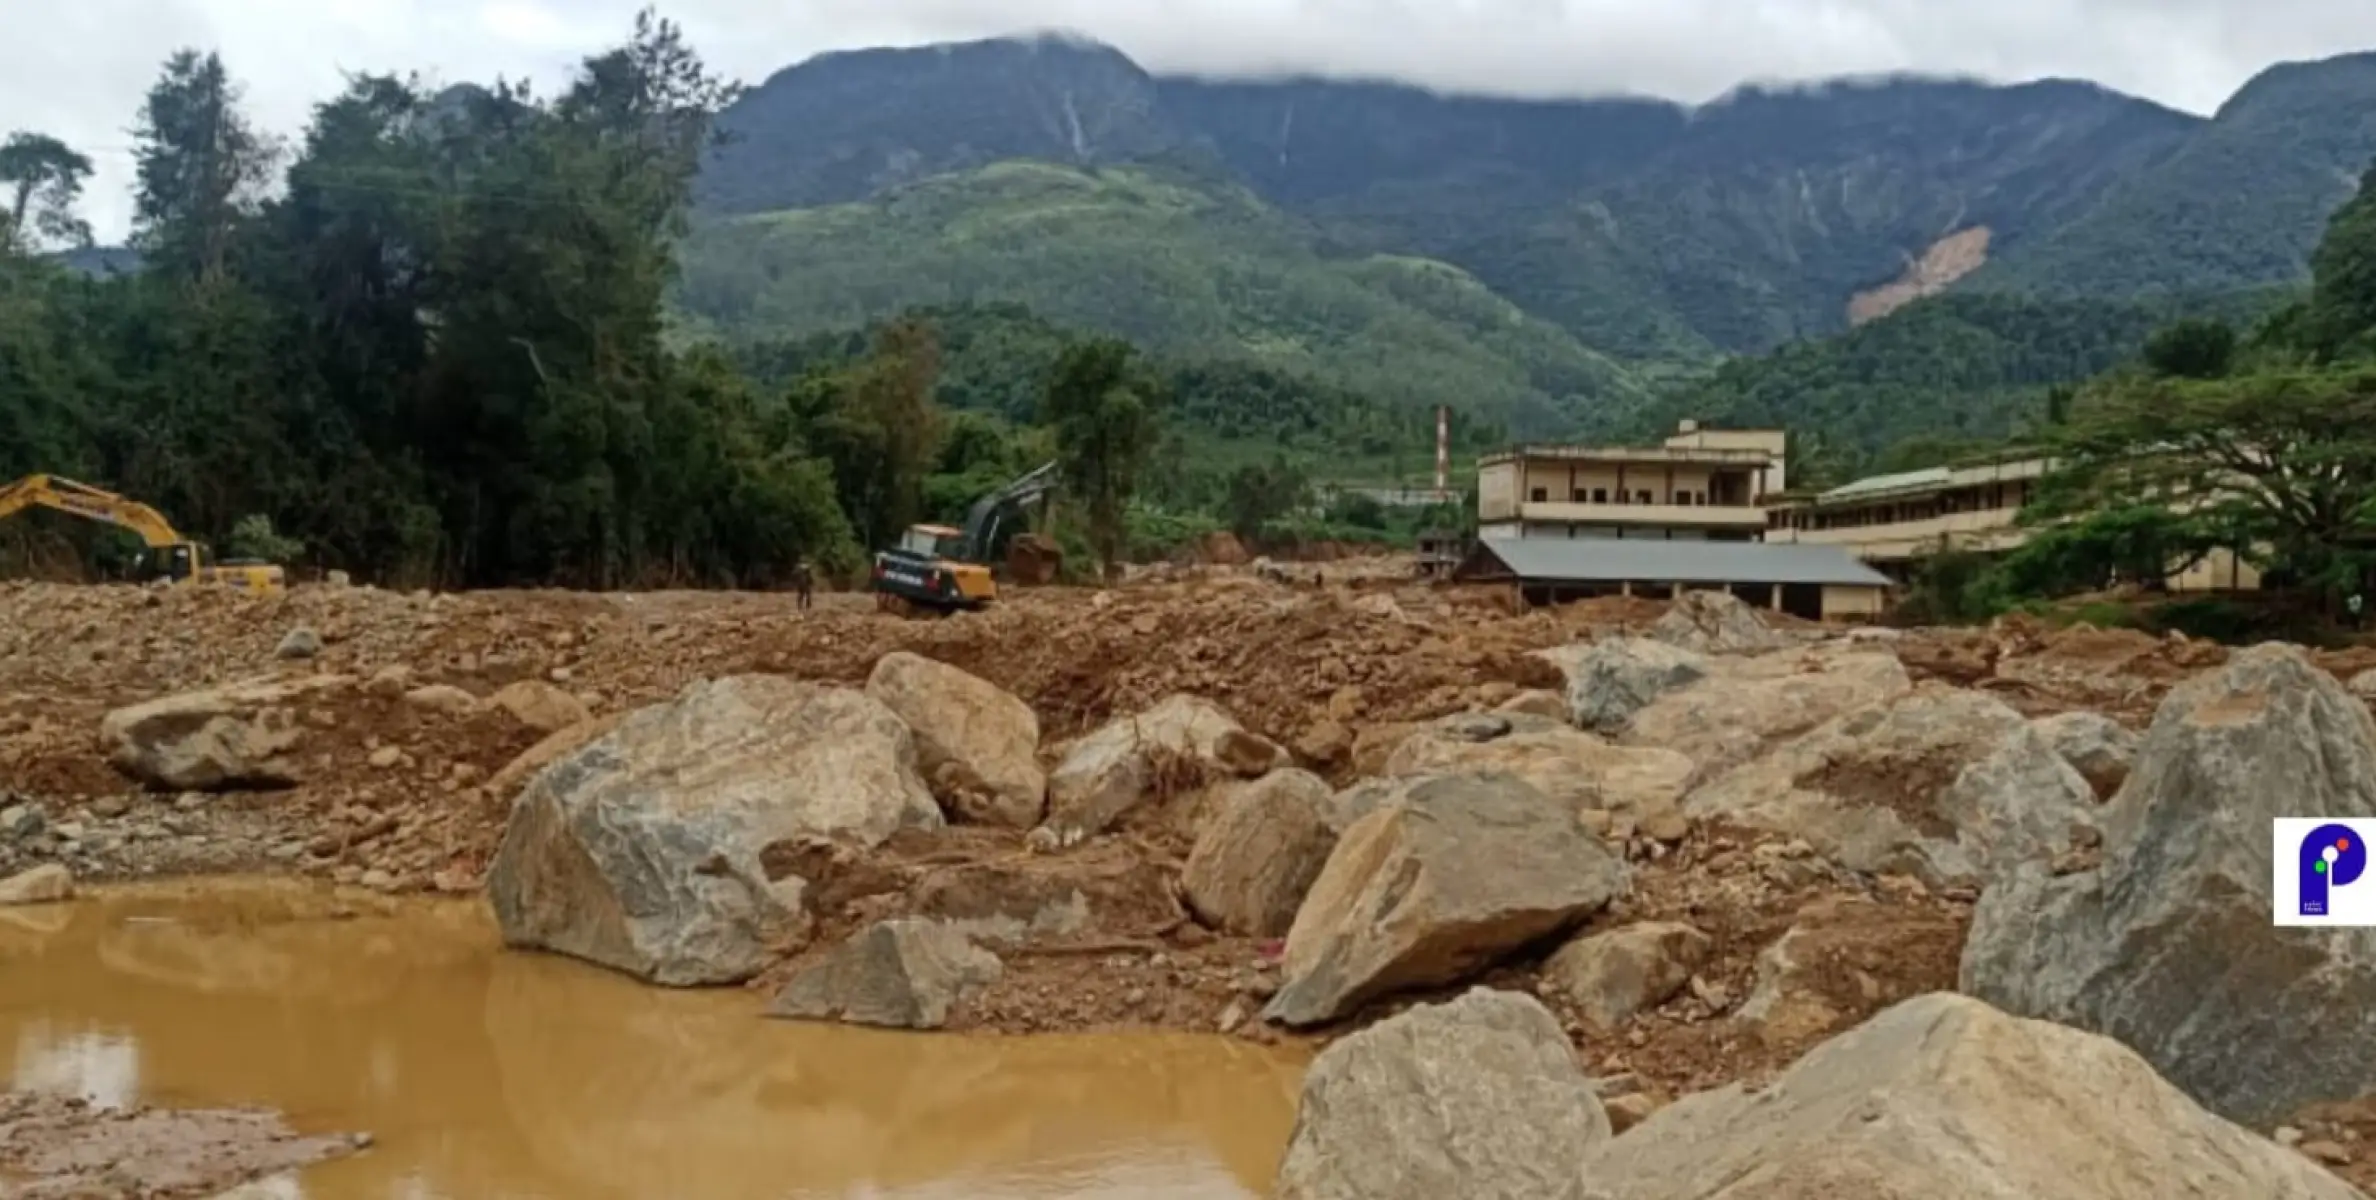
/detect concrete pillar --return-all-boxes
[1771,587,1784,612]
[1620,581,1632,598]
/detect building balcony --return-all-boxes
[1509,501,1770,529]
[1767,508,2031,561]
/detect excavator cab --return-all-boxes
[143,543,198,583]
[873,524,996,614]
[897,524,967,560]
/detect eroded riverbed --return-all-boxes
[0,880,1307,1198]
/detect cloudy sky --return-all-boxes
[10,0,2376,241]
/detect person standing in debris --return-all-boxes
[2350,592,2365,629]
[793,558,814,610]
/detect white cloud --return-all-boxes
[8,0,2376,241]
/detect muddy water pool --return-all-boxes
[0,880,1306,1198]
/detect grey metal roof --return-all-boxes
[1460,537,1893,588]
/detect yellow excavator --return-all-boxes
[869,461,1058,616]
[0,474,286,595]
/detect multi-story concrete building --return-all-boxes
[1763,454,2260,592]
[1474,421,1787,543]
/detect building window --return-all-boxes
[1673,492,1691,506]
[1572,488,1588,502]
[1529,487,1548,502]
[1695,491,1708,505]
[1636,490,1652,504]
[1592,488,1608,503]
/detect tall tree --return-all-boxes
[131,50,279,282]
[1043,338,1160,576]
[806,318,947,550]
[2037,368,2376,597]
[0,133,94,253]
[2308,164,2376,362]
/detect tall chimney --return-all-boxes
[1435,405,1450,501]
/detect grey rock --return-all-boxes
[1963,644,2376,1127]
[0,804,42,840]
[865,651,1046,828]
[1266,773,1627,1027]
[1559,637,1708,735]
[1184,769,1338,937]
[486,676,942,986]
[1685,685,2097,888]
[1041,694,1285,840]
[1580,993,2361,1200]
[1622,644,1913,782]
[1649,589,1788,654]
[0,864,73,905]
[2029,710,2139,801]
[274,627,322,660]
[1276,987,1607,1200]
[1542,921,1712,1030]
[1381,713,1694,822]
[99,677,349,791]
[768,919,1003,1029]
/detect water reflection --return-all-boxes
[0,881,1305,1199]
[13,1020,140,1106]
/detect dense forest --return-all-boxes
[0,17,1471,589]
[1902,164,2376,626]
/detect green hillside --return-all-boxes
[1981,53,2376,297]
[675,160,1649,435]
[1645,288,2293,473]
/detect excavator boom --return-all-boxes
[0,474,286,594]
[0,474,187,546]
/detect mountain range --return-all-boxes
[673,34,2376,441]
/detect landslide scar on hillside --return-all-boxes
[1848,226,1992,325]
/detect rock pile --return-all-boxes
[14,570,2376,1194]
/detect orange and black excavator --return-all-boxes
[869,461,1058,616]
[0,474,286,594]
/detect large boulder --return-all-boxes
[1579,993,2360,1199]
[1649,589,1788,654]
[2027,710,2138,800]
[767,919,1003,1030]
[1621,646,1912,781]
[1276,987,1608,1200]
[1183,769,1337,937]
[1382,712,1694,822]
[1963,645,2376,1127]
[865,651,1046,828]
[1041,695,1285,840]
[1542,921,1712,1031]
[1684,684,2097,889]
[98,676,350,791]
[485,676,943,986]
[1265,773,1628,1027]
[1558,637,1709,735]
[0,864,72,906]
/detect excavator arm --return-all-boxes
[958,461,1060,563]
[0,474,188,547]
